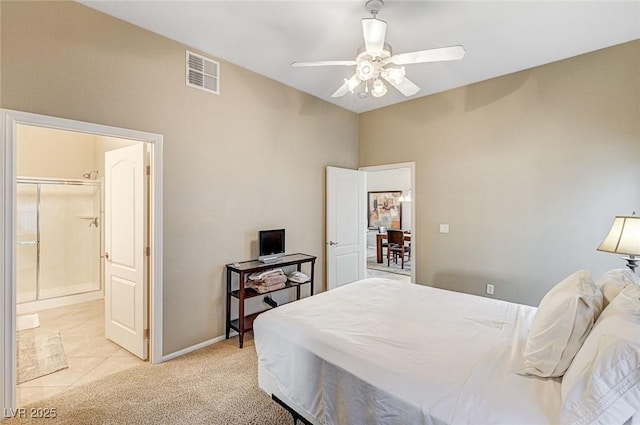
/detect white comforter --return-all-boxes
[254,278,562,425]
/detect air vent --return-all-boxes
[186,50,219,95]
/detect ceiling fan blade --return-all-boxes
[387,45,466,65]
[332,74,360,98]
[381,74,420,97]
[331,82,350,98]
[362,18,387,57]
[292,60,357,67]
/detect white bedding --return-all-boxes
[254,278,563,425]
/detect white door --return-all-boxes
[326,166,366,290]
[104,144,148,359]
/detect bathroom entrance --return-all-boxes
[0,109,164,413]
[13,124,149,407]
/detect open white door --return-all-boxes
[104,144,148,360]
[326,166,366,290]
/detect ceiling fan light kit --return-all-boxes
[382,66,405,85]
[372,79,387,97]
[292,0,465,100]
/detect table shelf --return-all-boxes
[230,280,311,300]
[225,253,316,348]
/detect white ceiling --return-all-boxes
[81,1,640,114]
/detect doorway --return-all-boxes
[15,126,146,406]
[360,162,416,284]
[1,109,164,414]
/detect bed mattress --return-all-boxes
[254,278,563,425]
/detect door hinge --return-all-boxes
[145,246,150,257]
[144,329,150,339]
[146,165,150,176]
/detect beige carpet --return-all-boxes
[6,336,291,424]
[17,331,68,384]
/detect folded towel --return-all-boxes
[248,268,285,281]
[248,274,287,287]
[263,274,288,286]
[246,281,286,294]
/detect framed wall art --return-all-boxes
[367,191,402,230]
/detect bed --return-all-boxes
[254,274,640,425]
[254,278,563,425]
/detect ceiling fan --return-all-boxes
[292,0,465,99]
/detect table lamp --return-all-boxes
[597,214,640,272]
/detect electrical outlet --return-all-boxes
[486,283,495,295]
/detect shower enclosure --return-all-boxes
[16,178,102,304]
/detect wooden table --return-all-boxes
[376,233,411,263]
[225,253,316,348]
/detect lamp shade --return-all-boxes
[597,216,640,256]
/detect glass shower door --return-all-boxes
[16,183,38,303]
[38,184,101,299]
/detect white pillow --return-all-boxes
[595,268,640,308]
[560,283,640,425]
[522,270,603,377]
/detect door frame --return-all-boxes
[359,162,416,283]
[0,109,164,414]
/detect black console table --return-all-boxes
[225,253,316,348]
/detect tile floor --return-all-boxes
[366,262,411,282]
[17,299,146,407]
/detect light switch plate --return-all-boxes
[440,224,449,233]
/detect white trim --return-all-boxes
[1,110,17,416]
[359,162,417,284]
[0,109,164,417]
[161,334,227,362]
[16,291,104,315]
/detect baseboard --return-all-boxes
[16,291,103,315]
[38,282,100,300]
[161,334,227,362]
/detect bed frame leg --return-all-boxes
[272,395,313,425]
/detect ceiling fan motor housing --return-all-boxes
[354,43,392,81]
[356,60,375,81]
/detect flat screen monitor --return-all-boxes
[258,229,285,263]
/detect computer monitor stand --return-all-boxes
[258,254,284,264]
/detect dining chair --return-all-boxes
[387,229,410,269]
[378,226,388,257]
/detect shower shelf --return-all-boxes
[77,216,99,227]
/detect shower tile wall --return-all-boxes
[38,184,101,299]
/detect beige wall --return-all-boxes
[17,125,96,179]
[1,1,358,355]
[16,126,137,180]
[360,40,640,305]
